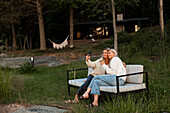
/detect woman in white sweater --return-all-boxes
[82,49,127,107]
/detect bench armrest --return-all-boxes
[116,71,149,94]
[67,68,88,81]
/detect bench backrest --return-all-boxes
[88,65,144,83]
[126,65,143,83]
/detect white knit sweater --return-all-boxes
[102,57,127,81]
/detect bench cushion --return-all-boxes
[126,65,143,83]
[100,83,146,93]
[69,78,146,93]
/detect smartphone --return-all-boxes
[87,52,92,56]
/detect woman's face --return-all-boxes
[102,50,108,59]
[108,50,115,59]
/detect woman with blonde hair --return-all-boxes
[82,49,127,107]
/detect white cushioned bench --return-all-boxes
[67,65,149,99]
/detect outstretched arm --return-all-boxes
[85,55,97,69]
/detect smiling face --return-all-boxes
[102,50,108,59]
[108,50,115,59]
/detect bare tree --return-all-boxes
[111,0,118,52]
[24,0,46,50]
[159,0,164,40]
[36,0,46,50]
[70,7,74,48]
[12,24,17,49]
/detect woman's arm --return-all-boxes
[102,58,119,75]
[85,60,97,69]
[85,55,100,69]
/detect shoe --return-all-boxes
[86,103,98,108]
[64,99,79,104]
[79,95,89,100]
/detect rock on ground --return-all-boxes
[12,105,69,113]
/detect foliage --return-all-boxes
[0,0,170,49]
[0,66,13,99]
[17,62,37,74]
[117,26,170,58]
[0,0,33,26]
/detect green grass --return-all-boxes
[0,55,169,113]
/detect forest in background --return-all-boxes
[0,0,170,50]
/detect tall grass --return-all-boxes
[105,95,144,113]
[0,67,13,100]
[104,92,169,113]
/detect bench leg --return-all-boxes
[146,90,149,103]
[68,84,70,96]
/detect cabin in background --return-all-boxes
[74,14,149,40]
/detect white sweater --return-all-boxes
[102,57,127,81]
[85,58,106,76]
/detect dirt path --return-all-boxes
[0,53,100,68]
[0,104,26,113]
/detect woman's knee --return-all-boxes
[119,79,125,85]
[93,76,98,79]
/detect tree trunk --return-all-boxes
[5,38,9,49]
[36,0,46,50]
[159,0,164,40]
[12,24,17,49]
[26,34,29,50]
[111,0,118,52]
[24,37,26,50]
[19,38,22,48]
[30,36,32,50]
[70,7,74,48]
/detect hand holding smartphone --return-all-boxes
[86,52,91,61]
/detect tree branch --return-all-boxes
[42,10,58,15]
[24,1,36,7]
[24,0,36,4]
[16,11,37,21]
[29,15,38,24]
[0,6,6,11]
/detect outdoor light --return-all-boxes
[30,56,34,67]
[135,25,140,32]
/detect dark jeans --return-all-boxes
[76,74,94,95]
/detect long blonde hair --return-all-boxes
[101,48,110,65]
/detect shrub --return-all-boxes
[17,62,37,74]
[118,26,170,57]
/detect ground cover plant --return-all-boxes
[0,26,169,112]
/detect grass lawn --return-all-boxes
[1,27,170,112]
[2,54,169,113]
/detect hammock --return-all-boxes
[48,35,69,49]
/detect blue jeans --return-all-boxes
[76,74,94,95]
[88,75,125,95]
